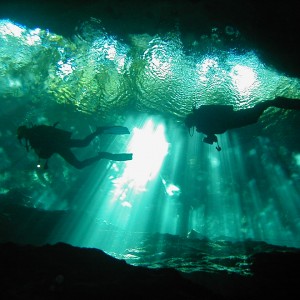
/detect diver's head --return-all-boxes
[17,125,29,140]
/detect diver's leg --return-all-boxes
[57,148,101,169]
[246,98,300,123]
[234,101,273,127]
[232,98,300,129]
[69,131,98,148]
[58,149,132,169]
[99,152,133,161]
[69,126,131,148]
[252,101,273,116]
[271,97,300,110]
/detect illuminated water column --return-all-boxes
[49,115,180,253]
[185,132,260,241]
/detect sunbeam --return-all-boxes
[48,116,175,253]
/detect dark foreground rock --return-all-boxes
[1,241,300,299]
[0,242,221,300]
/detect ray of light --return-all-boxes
[186,133,300,248]
[48,115,184,254]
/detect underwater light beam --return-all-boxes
[112,118,169,198]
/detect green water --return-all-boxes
[1,15,300,253]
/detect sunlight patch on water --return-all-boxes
[196,58,218,83]
[229,64,258,96]
[1,18,300,115]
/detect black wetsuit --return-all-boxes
[25,125,101,169]
[23,125,132,169]
[185,97,300,150]
[186,97,300,136]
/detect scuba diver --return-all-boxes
[17,123,133,169]
[185,97,300,151]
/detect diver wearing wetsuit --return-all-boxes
[17,123,133,169]
[185,97,300,151]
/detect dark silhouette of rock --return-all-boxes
[0,242,221,299]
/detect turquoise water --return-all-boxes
[1,14,300,256]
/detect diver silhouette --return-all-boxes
[185,97,300,151]
[17,123,133,169]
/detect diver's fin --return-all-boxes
[111,153,133,161]
[99,152,133,161]
[97,126,130,135]
[272,97,300,110]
